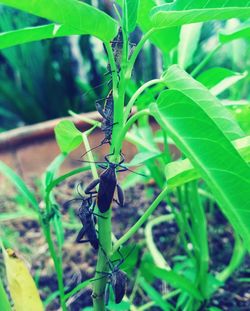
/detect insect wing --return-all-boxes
[98,169,117,213]
[111,270,127,304]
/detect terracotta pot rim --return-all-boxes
[0,111,100,150]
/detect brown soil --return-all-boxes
[0,172,249,311]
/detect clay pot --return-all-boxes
[0,112,137,193]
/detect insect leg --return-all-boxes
[105,282,111,305]
[85,179,100,195]
[96,102,107,119]
[116,184,124,206]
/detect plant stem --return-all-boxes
[126,28,156,79]
[43,226,67,311]
[145,214,174,270]
[216,233,245,284]
[113,185,169,252]
[188,182,209,301]
[124,78,163,122]
[190,43,222,77]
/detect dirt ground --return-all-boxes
[0,173,249,311]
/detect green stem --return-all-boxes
[115,109,152,153]
[113,185,169,252]
[92,28,126,311]
[126,28,156,79]
[124,78,163,122]
[43,226,67,311]
[190,43,222,77]
[216,233,245,284]
[188,182,209,300]
[145,214,174,270]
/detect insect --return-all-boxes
[106,27,123,75]
[96,90,116,145]
[96,247,129,305]
[80,90,116,158]
[84,152,126,213]
[75,194,105,250]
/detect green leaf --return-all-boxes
[0,278,12,311]
[178,23,203,69]
[128,151,161,166]
[162,65,244,140]
[0,0,118,42]
[219,26,250,43]
[150,90,250,251]
[137,0,180,53]
[125,0,139,33]
[145,264,203,301]
[138,277,172,310]
[165,136,250,188]
[227,103,250,135]
[0,24,93,50]
[151,1,250,28]
[0,161,39,211]
[196,68,247,96]
[54,120,82,154]
[44,153,67,187]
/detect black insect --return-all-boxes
[75,194,103,250]
[84,153,126,213]
[96,90,116,145]
[96,248,129,305]
[80,90,116,158]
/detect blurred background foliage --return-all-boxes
[0,2,249,132]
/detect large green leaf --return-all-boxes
[162,65,244,140]
[150,90,250,251]
[151,1,250,28]
[137,0,180,53]
[165,136,250,188]
[0,24,88,50]
[0,0,118,42]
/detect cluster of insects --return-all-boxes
[70,28,133,305]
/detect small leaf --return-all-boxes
[128,151,161,166]
[196,68,247,96]
[54,120,82,154]
[144,264,203,301]
[178,23,203,69]
[1,242,44,311]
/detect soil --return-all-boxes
[0,172,249,311]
